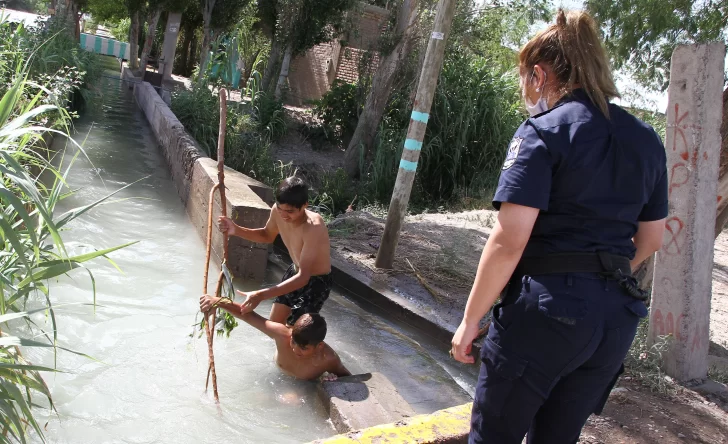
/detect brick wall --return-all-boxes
[287,3,388,106]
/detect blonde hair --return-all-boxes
[519,9,620,118]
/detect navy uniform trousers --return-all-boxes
[469,272,648,443]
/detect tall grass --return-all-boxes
[362,50,524,207]
[0,19,132,442]
[171,68,285,182]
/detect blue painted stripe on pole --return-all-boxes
[410,111,429,124]
[94,36,102,54]
[107,39,115,56]
[399,159,418,171]
[80,33,87,49]
[118,42,127,59]
[404,139,422,151]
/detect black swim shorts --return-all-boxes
[273,263,332,325]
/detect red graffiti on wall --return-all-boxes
[663,217,685,255]
[651,309,708,352]
[665,104,704,199]
[668,162,689,198]
[652,308,685,340]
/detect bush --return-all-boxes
[312,80,361,143]
[171,74,284,185]
[171,85,220,157]
[362,49,524,206]
[311,168,357,216]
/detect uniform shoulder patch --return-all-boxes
[502,137,523,170]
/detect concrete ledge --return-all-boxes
[189,158,271,282]
[319,373,416,434]
[127,67,272,284]
[310,403,471,444]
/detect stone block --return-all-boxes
[318,372,416,434]
[187,158,271,284]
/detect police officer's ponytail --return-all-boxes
[520,9,620,118]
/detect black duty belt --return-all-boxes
[515,252,648,301]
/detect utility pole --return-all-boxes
[375,0,457,269]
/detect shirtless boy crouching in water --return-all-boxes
[216,176,332,326]
[199,296,350,380]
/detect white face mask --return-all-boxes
[524,72,548,116]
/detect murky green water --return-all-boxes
[26,71,477,444]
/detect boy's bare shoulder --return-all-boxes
[304,211,329,233]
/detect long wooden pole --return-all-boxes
[375,0,457,269]
[201,88,229,403]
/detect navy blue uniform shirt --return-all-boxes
[493,89,668,260]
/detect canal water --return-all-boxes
[26,70,478,443]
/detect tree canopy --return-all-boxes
[586,0,728,91]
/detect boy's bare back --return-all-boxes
[273,334,347,381]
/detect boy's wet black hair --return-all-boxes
[291,313,326,348]
[275,177,308,209]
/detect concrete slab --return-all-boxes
[319,372,416,434]
[131,77,272,284]
[310,402,471,444]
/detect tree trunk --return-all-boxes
[140,8,162,72]
[179,27,193,78]
[189,32,199,76]
[262,37,282,93]
[343,0,420,177]
[129,9,141,70]
[54,0,76,38]
[198,0,216,84]
[274,44,293,100]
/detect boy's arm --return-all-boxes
[327,350,352,377]
[220,207,279,244]
[248,224,326,303]
[201,295,288,340]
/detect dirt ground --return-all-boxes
[326,210,728,443]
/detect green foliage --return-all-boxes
[462,0,552,68]
[171,69,285,183]
[275,0,356,56]
[312,80,360,142]
[586,0,728,91]
[170,84,220,156]
[0,56,132,443]
[311,168,357,216]
[624,317,676,393]
[246,70,286,140]
[628,107,667,142]
[107,17,131,41]
[0,15,102,115]
[364,49,524,205]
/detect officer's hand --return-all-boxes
[217,216,235,235]
[451,320,479,364]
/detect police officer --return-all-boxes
[450,9,668,444]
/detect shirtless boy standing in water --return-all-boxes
[199,296,350,380]
[217,177,332,326]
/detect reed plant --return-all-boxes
[0,23,132,442]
